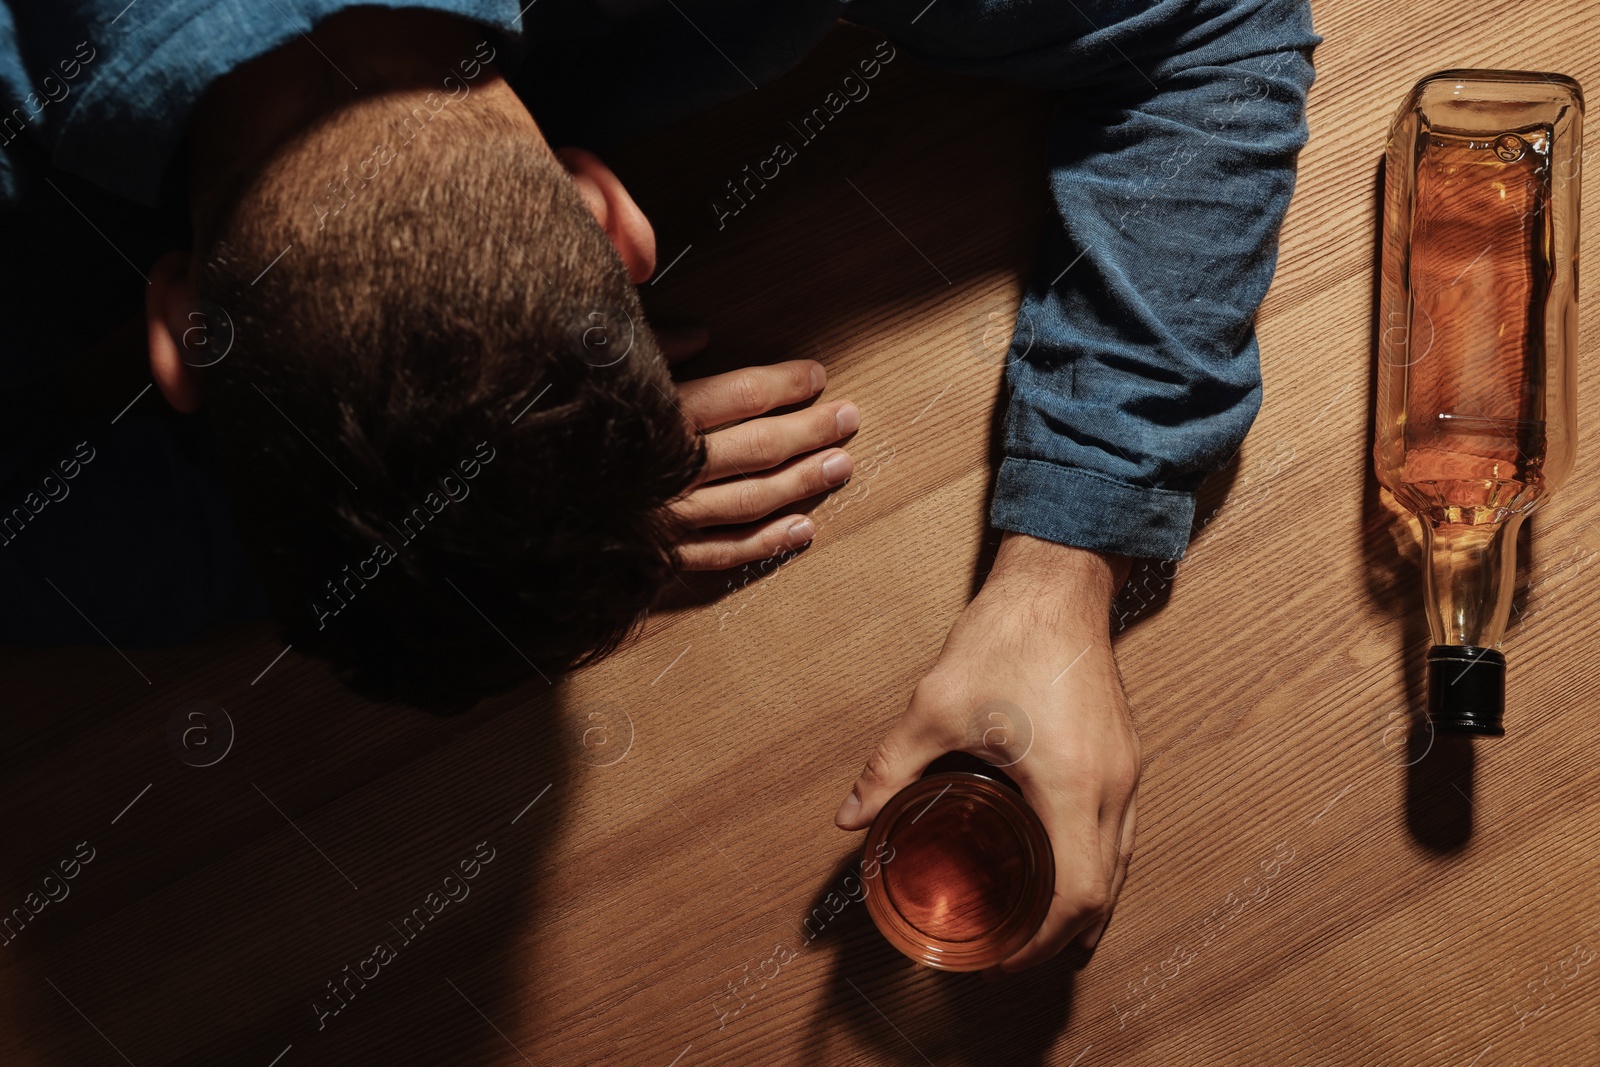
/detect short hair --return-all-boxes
[194,93,702,707]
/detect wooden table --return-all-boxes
[5,4,1600,1064]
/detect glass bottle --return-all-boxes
[1375,69,1584,735]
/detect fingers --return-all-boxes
[665,358,857,566]
[991,787,1111,973]
[1080,792,1138,950]
[834,711,954,831]
[672,449,853,530]
[698,400,860,484]
[676,513,817,572]
[655,323,710,366]
[677,360,825,431]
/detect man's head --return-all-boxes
[145,12,703,704]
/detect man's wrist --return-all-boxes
[985,533,1131,619]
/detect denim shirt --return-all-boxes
[0,0,1317,643]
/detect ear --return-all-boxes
[146,250,204,413]
[554,146,657,284]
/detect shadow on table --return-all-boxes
[0,630,573,1066]
[796,850,1083,1066]
[1101,453,1242,636]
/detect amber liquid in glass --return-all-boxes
[880,792,1027,942]
[862,765,1053,970]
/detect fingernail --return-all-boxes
[835,402,860,436]
[1079,922,1105,950]
[822,452,853,485]
[809,364,826,394]
[834,791,861,827]
[786,517,815,547]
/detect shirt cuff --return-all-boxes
[989,456,1195,562]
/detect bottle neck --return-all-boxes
[1420,516,1522,648]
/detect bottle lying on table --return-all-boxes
[1375,69,1585,736]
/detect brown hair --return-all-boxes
[195,96,702,706]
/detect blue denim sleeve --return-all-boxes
[845,0,1320,560]
[0,0,524,208]
[0,2,26,203]
[998,0,1319,561]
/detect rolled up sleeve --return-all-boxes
[1000,0,1320,560]
[847,0,1321,560]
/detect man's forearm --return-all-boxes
[982,533,1131,641]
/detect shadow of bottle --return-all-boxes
[1360,155,1471,851]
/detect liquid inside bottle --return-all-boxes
[1393,128,1550,524]
[1375,70,1583,735]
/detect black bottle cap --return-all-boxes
[1426,645,1506,737]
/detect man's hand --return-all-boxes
[834,533,1141,973]
[657,327,859,571]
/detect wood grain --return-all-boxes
[4,5,1600,1065]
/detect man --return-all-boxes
[0,0,1318,971]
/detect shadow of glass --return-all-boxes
[795,848,1082,1066]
